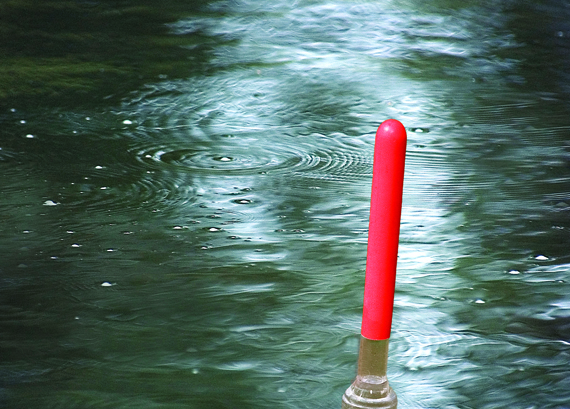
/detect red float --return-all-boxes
[361,119,407,340]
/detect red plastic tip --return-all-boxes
[361,119,407,340]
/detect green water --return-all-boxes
[1,1,570,408]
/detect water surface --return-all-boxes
[1,1,570,408]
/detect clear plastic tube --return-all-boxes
[341,337,397,409]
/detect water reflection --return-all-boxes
[0,0,219,105]
[2,0,570,408]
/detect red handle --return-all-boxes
[361,119,407,340]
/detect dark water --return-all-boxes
[2,1,570,408]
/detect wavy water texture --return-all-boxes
[2,1,570,409]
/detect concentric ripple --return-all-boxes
[53,164,198,215]
[133,144,309,175]
[131,136,372,182]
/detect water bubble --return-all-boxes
[233,199,252,204]
[214,156,233,162]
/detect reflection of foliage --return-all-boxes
[0,0,213,106]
